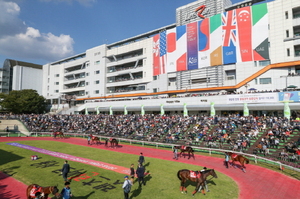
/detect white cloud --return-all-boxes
[0,0,75,62]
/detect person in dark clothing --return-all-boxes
[130,164,135,185]
[61,160,70,182]
[138,153,145,166]
[136,164,145,186]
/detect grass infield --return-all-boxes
[0,140,238,199]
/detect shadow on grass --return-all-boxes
[71,191,95,199]
[0,149,24,165]
[2,166,20,176]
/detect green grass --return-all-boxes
[0,140,238,199]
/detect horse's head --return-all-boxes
[52,186,59,195]
[210,169,218,178]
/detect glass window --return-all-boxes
[94,90,99,94]
[95,70,100,74]
[259,78,271,84]
[95,80,100,84]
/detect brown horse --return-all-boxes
[177,169,218,196]
[227,152,250,172]
[110,138,118,148]
[26,184,59,199]
[53,131,64,139]
[174,146,194,159]
[91,136,101,145]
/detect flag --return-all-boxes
[96,106,99,115]
[85,106,88,115]
[187,22,198,70]
[153,34,160,76]
[243,103,249,116]
[160,31,167,74]
[210,102,215,116]
[236,6,253,62]
[252,3,269,61]
[109,105,113,115]
[183,103,188,117]
[284,102,290,119]
[160,104,165,116]
[222,9,237,64]
[124,105,128,115]
[176,25,187,71]
[209,14,223,66]
[166,27,177,73]
[141,105,145,116]
[198,18,210,68]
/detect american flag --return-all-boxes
[222,10,236,47]
[159,31,167,74]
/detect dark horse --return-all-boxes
[105,138,118,148]
[26,184,59,199]
[177,169,218,196]
[91,136,101,145]
[53,131,64,139]
[227,152,250,172]
[174,145,194,159]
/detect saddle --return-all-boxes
[30,185,43,198]
[231,153,238,159]
[181,145,186,150]
[189,170,201,178]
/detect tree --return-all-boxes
[0,89,48,114]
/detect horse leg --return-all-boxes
[180,180,187,194]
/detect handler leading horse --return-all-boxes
[227,152,250,172]
[174,145,194,159]
[177,169,218,196]
[26,184,59,199]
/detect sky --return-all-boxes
[0,0,243,66]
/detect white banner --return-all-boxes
[227,93,278,104]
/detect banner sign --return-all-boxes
[278,91,300,102]
[227,93,278,104]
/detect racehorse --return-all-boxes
[91,136,101,145]
[26,184,59,199]
[174,145,194,159]
[177,169,218,196]
[227,152,250,173]
[53,131,64,139]
[104,138,118,148]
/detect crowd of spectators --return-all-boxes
[1,113,300,164]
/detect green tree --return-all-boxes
[0,89,48,114]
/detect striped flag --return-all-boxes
[160,31,167,74]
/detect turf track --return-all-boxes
[0,137,299,199]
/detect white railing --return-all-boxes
[32,132,300,173]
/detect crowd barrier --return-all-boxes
[28,132,300,173]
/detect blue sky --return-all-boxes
[0,0,243,66]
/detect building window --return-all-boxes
[286,30,289,38]
[94,90,99,94]
[86,91,89,95]
[254,78,258,84]
[55,74,59,77]
[86,72,89,76]
[95,80,100,84]
[285,11,288,19]
[55,90,59,93]
[86,82,89,85]
[55,82,59,85]
[153,88,158,93]
[287,48,290,56]
[259,78,271,84]
[95,60,100,65]
[153,76,158,80]
[48,78,50,83]
[95,70,100,74]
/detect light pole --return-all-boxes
[280,76,288,90]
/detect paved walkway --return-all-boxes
[1,137,300,199]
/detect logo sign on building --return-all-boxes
[278,91,300,102]
[226,93,278,104]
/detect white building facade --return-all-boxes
[43,0,300,117]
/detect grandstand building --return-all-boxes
[42,0,300,117]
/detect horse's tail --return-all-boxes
[245,157,250,164]
[177,170,182,181]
